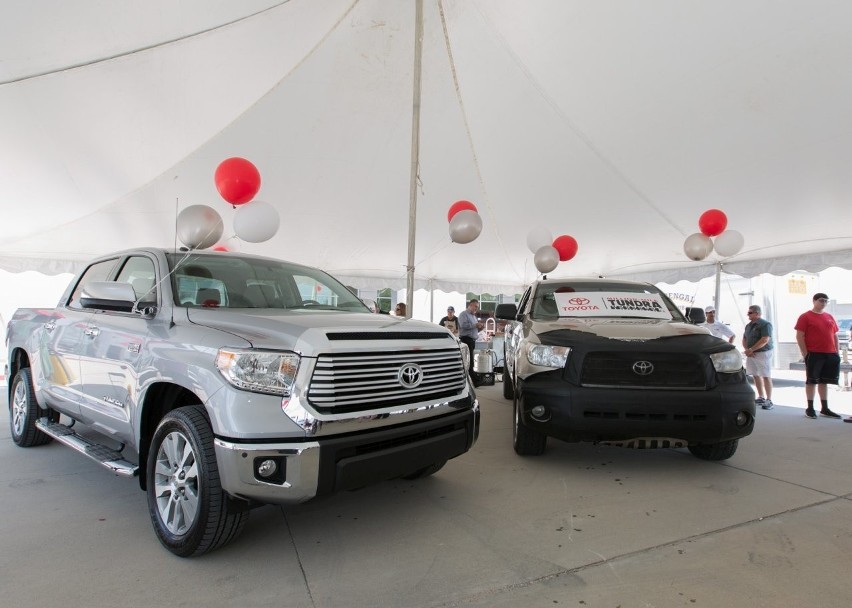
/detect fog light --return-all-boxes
[736,411,750,426]
[530,405,550,421]
[257,459,278,478]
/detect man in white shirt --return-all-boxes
[700,305,735,343]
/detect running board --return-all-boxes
[35,418,139,477]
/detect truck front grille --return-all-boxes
[580,352,707,389]
[306,348,467,413]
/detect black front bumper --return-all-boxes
[518,371,755,445]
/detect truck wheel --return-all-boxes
[513,394,546,456]
[9,368,55,447]
[147,405,248,557]
[502,354,514,400]
[688,439,739,461]
[402,460,447,480]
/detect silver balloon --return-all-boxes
[176,205,224,249]
[526,226,553,254]
[713,229,744,257]
[683,232,714,261]
[534,245,559,273]
[233,200,280,243]
[449,210,483,244]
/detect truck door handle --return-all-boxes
[84,327,101,338]
[43,321,56,332]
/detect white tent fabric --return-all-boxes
[2,0,851,294]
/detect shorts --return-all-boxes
[804,352,840,385]
[745,349,772,377]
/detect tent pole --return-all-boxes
[405,0,424,318]
[714,261,722,315]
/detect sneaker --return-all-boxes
[755,397,766,406]
[805,408,818,419]
[761,399,774,410]
[820,409,841,419]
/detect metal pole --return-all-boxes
[405,0,424,318]
[714,262,722,315]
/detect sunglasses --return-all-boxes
[747,311,757,315]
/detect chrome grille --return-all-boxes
[306,348,467,413]
[581,352,707,389]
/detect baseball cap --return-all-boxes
[447,306,455,312]
[704,305,715,313]
[813,292,828,301]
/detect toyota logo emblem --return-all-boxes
[568,297,590,305]
[398,363,423,388]
[632,360,654,376]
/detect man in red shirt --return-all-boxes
[794,292,843,420]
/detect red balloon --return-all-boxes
[552,235,578,262]
[212,245,229,252]
[215,157,261,205]
[698,209,727,237]
[447,200,478,222]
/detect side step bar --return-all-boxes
[36,418,139,477]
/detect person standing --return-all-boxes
[439,306,459,335]
[700,305,735,343]
[742,304,774,410]
[458,299,484,384]
[394,302,407,318]
[794,292,842,420]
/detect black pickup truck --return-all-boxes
[497,278,755,460]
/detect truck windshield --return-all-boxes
[166,253,370,312]
[531,281,685,321]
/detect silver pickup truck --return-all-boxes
[6,248,478,556]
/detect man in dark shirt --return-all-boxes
[438,306,459,335]
[742,305,774,410]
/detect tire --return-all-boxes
[146,405,248,557]
[502,348,515,400]
[402,460,447,480]
[513,392,546,456]
[688,439,739,461]
[9,368,55,447]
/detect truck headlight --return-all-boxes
[526,344,570,368]
[215,349,300,395]
[710,350,743,373]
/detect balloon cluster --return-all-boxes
[175,157,281,250]
[683,209,744,261]
[447,200,483,244]
[527,227,579,273]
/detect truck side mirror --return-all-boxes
[80,281,136,313]
[495,303,518,320]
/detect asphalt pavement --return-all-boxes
[2,373,851,608]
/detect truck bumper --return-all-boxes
[518,372,755,446]
[214,403,479,504]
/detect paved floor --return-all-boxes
[2,375,851,608]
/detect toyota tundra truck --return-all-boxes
[6,248,478,556]
[497,278,754,460]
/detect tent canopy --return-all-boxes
[2,0,851,294]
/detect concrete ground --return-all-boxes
[2,373,851,608]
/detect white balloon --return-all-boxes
[176,205,224,249]
[449,210,482,244]
[713,229,744,257]
[534,245,559,273]
[233,200,280,243]
[526,226,553,254]
[683,232,714,261]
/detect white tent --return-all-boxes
[2,0,851,295]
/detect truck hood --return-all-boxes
[184,308,455,355]
[531,317,711,341]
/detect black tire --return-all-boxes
[513,392,546,456]
[688,439,739,461]
[502,351,515,400]
[9,368,55,447]
[402,460,447,480]
[146,405,248,557]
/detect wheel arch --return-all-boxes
[6,348,30,403]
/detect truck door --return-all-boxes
[77,255,156,444]
[37,257,121,415]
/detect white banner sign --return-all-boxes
[552,291,672,319]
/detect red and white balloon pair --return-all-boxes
[683,209,744,261]
[176,157,281,251]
